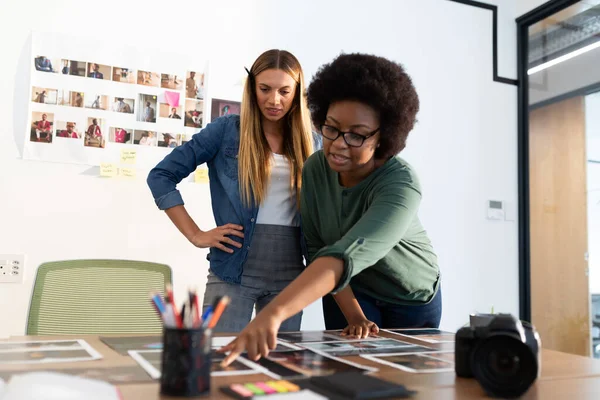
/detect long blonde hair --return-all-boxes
[238,49,313,207]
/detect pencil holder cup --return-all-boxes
[160,327,212,397]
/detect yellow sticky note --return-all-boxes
[195,168,209,183]
[120,167,136,178]
[100,163,117,177]
[120,149,137,164]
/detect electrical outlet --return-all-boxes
[0,254,25,284]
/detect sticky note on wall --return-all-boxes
[120,167,136,178]
[195,168,209,183]
[120,149,137,164]
[100,163,117,177]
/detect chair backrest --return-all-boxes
[27,259,172,335]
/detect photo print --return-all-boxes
[184,99,203,128]
[70,92,84,108]
[137,70,160,87]
[158,132,180,148]
[111,97,135,114]
[112,67,136,84]
[159,91,182,120]
[138,94,157,123]
[33,55,60,73]
[185,70,204,99]
[84,117,106,148]
[55,121,81,139]
[31,87,58,105]
[30,111,54,143]
[109,127,133,144]
[85,93,110,111]
[210,98,240,122]
[134,130,157,146]
[87,62,111,80]
[161,73,183,90]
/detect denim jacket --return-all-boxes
[147,114,321,284]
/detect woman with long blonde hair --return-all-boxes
[147,49,317,331]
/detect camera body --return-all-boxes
[455,313,541,398]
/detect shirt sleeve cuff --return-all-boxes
[155,190,185,210]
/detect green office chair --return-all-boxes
[26,259,172,335]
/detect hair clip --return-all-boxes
[244,67,253,80]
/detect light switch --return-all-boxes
[487,200,505,221]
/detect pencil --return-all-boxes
[207,296,231,329]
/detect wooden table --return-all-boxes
[2,332,600,399]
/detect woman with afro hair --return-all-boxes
[221,53,441,366]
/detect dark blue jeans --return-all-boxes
[323,287,442,330]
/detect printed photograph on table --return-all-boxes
[0,340,81,351]
[134,130,157,146]
[63,60,87,77]
[251,349,376,378]
[84,117,105,148]
[384,328,456,344]
[210,99,240,122]
[84,93,109,111]
[112,67,136,84]
[31,87,57,104]
[99,336,162,356]
[0,339,102,365]
[87,62,110,79]
[137,70,160,87]
[30,111,53,143]
[302,338,433,357]
[55,121,81,139]
[57,90,70,106]
[361,352,454,373]
[161,73,183,90]
[70,92,84,108]
[158,132,180,148]
[0,365,154,384]
[184,99,203,128]
[111,97,134,114]
[278,331,355,343]
[33,55,59,73]
[185,70,204,99]
[109,127,133,144]
[137,94,157,123]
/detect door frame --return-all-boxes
[516,0,582,323]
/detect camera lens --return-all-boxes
[471,336,538,398]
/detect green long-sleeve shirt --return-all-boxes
[300,151,440,305]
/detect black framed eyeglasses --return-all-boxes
[319,124,379,147]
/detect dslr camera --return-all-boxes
[455,313,541,398]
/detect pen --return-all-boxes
[162,295,177,328]
[207,296,230,329]
[166,284,183,328]
[149,291,166,316]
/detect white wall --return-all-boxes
[0,0,522,337]
[586,92,600,294]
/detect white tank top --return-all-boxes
[256,153,298,226]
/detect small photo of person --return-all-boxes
[109,127,132,144]
[158,132,180,148]
[160,104,182,119]
[161,73,183,90]
[137,70,160,87]
[70,92,84,108]
[111,97,135,114]
[31,87,58,105]
[34,55,59,73]
[137,94,157,123]
[210,99,241,122]
[60,59,71,75]
[30,112,54,143]
[57,90,71,106]
[84,117,105,148]
[184,99,203,128]
[67,60,87,77]
[55,121,81,139]
[185,71,205,99]
[87,63,111,79]
[112,67,136,84]
[134,130,157,146]
[85,93,109,111]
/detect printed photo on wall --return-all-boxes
[134,130,157,146]
[30,112,54,143]
[137,94,157,123]
[158,132,180,148]
[137,70,160,87]
[87,63,111,80]
[61,60,87,77]
[210,99,241,122]
[57,90,71,106]
[112,67,136,84]
[158,91,182,120]
[185,71,204,99]
[111,97,135,114]
[85,93,110,111]
[31,87,58,105]
[161,73,183,90]
[70,92,84,108]
[184,99,203,128]
[33,55,60,73]
[109,127,133,144]
[55,121,81,139]
[84,117,106,148]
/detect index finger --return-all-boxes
[224,223,243,230]
[221,340,245,367]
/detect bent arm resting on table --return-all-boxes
[220,256,344,366]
